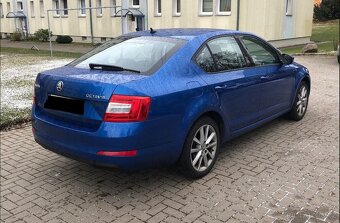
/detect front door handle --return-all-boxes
[260,75,273,80]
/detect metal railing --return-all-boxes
[47,6,124,57]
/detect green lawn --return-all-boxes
[280,19,339,54]
[0,47,82,58]
[311,20,339,42]
[280,42,336,55]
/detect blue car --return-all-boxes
[32,29,310,178]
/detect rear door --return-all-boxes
[239,35,295,119]
[195,36,264,132]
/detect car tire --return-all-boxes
[179,117,220,178]
[287,81,309,121]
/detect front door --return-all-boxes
[239,35,295,119]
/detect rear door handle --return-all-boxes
[215,85,228,89]
[215,84,238,90]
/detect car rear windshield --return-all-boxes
[69,36,186,74]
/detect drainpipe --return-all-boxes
[236,0,240,30]
[145,0,148,30]
[88,0,94,44]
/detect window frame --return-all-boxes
[78,0,86,16]
[131,0,140,8]
[173,0,181,16]
[52,0,60,16]
[30,1,35,18]
[60,0,68,17]
[199,0,213,16]
[6,2,11,14]
[216,0,231,16]
[0,3,4,18]
[39,0,45,17]
[110,0,117,16]
[286,0,293,16]
[237,34,283,67]
[17,1,23,11]
[154,0,161,17]
[192,34,252,74]
[96,0,102,17]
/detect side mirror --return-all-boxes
[281,54,294,65]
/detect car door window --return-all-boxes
[195,45,216,72]
[240,36,280,66]
[207,36,247,71]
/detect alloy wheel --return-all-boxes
[190,124,217,172]
[296,85,308,116]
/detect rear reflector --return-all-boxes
[103,95,151,122]
[96,150,138,157]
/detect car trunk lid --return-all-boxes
[34,66,146,131]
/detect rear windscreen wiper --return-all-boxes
[89,63,140,73]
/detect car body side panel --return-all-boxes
[32,30,311,170]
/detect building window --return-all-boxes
[216,0,231,15]
[17,1,23,11]
[155,0,161,16]
[96,0,102,16]
[0,3,3,18]
[30,1,35,17]
[82,36,87,41]
[132,0,140,8]
[173,0,180,16]
[52,0,60,15]
[199,0,213,15]
[286,0,293,16]
[40,0,45,17]
[61,0,68,16]
[111,0,116,15]
[7,2,10,13]
[79,0,86,16]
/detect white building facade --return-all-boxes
[0,0,314,46]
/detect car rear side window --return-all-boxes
[195,45,216,72]
[240,36,280,66]
[207,36,247,71]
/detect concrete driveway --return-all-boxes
[0,55,339,223]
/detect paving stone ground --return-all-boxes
[1,55,339,223]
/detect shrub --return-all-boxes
[34,29,51,42]
[314,0,340,22]
[56,35,73,44]
[11,31,22,41]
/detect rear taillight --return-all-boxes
[103,95,151,122]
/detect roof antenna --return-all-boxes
[150,28,156,34]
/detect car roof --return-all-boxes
[123,28,248,40]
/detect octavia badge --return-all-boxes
[56,81,64,91]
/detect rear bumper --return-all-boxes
[32,107,182,170]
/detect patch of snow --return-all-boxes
[1,54,72,110]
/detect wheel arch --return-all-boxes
[195,111,225,142]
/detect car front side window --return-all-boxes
[207,36,247,71]
[240,36,280,66]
